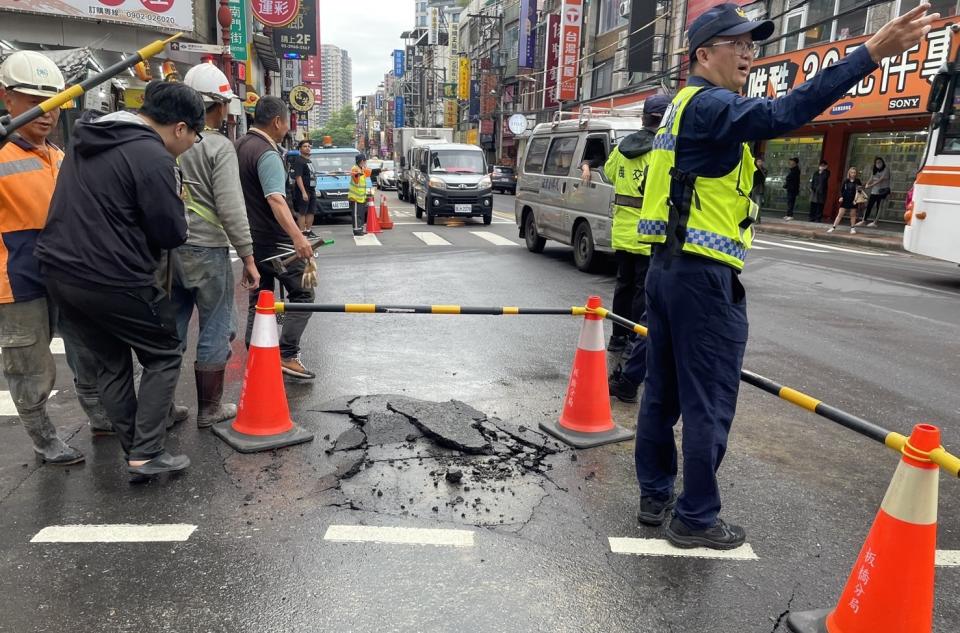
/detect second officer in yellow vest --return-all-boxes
[632,3,936,549]
[349,154,369,236]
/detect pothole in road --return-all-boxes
[315,394,567,528]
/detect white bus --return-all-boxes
[904,25,960,265]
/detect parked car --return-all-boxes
[515,108,647,272]
[367,158,385,182]
[377,160,397,190]
[491,165,517,194]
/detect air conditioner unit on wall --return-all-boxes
[618,0,630,18]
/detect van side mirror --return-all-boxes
[928,69,951,113]
[400,157,407,168]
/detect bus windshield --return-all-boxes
[311,152,355,174]
[430,150,485,174]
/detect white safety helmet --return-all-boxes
[183,63,235,104]
[0,50,65,97]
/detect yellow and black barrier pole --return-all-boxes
[590,306,960,478]
[272,298,960,476]
[0,32,183,146]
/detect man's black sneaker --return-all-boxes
[608,335,628,353]
[665,516,746,550]
[609,374,639,403]
[637,493,676,526]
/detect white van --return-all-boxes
[514,109,647,271]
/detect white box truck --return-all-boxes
[393,127,453,202]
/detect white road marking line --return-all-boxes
[354,234,382,246]
[470,231,519,246]
[783,240,889,256]
[0,390,58,417]
[753,239,829,253]
[412,232,452,246]
[937,550,960,567]
[231,257,240,262]
[31,524,197,543]
[608,537,759,561]
[324,525,474,548]
[750,245,770,250]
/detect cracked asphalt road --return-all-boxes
[0,202,958,632]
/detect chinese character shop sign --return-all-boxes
[746,17,960,121]
[251,0,299,28]
[227,0,248,61]
[273,0,316,58]
[0,0,194,30]
[556,0,582,102]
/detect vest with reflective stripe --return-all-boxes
[604,144,652,255]
[348,165,367,202]
[638,86,756,271]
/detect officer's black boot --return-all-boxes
[665,516,746,550]
[608,373,639,403]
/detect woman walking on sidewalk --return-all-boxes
[828,167,865,234]
[857,156,891,227]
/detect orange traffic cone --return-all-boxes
[379,194,394,229]
[365,194,382,234]
[212,290,314,453]
[787,423,941,633]
[539,296,634,448]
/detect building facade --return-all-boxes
[317,44,353,127]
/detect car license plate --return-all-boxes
[455,204,472,214]
[332,201,349,209]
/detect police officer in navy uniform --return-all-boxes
[633,3,938,549]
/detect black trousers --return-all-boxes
[46,278,183,460]
[809,201,824,223]
[863,194,885,223]
[611,251,650,338]
[247,243,315,359]
[785,190,798,216]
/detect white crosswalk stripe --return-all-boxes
[609,537,759,560]
[0,390,59,416]
[753,239,829,253]
[470,231,519,246]
[412,232,452,246]
[784,239,889,256]
[324,525,474,548]
[354,234,382,246]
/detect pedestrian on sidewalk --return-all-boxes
[857,156,891,227]
[237,96,317,380]
[292,140,318,236]
[36,80,204,477]
[0,52,109,464]
[783,157,800,220]
[750,157,766,210]
[602,94,668,360]
[633,2,937,550]
[828,167,864,234]
[809,160,830,223]
[174,63,260,429]
[349,153,368,236]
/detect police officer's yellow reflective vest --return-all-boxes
[604,141,652,255]
[182,182,223,229]
[348,165,367,203]
[638,86,757,271]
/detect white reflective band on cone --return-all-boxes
[249,310,280,349]
[880,461,939,525]
[577,317,606,352]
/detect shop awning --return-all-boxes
[253,33,280,73]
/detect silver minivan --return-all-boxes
[515,110,647,271]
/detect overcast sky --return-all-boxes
[319,1,414,99]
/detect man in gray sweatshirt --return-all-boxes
[174,63,259,427]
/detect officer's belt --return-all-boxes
[614,193,643,209]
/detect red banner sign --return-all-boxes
[556,0,583,102]
[250,0,299,28]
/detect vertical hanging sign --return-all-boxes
[395,95,405,128]
[428,7,440,45]
[543,13,561,109]
[557,0,582,102]
[393,49,405,78]
[457,56,470,100]
[518,0,537,68]
[228,0,248,61]
[448,16,460,91]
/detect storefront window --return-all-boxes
[846,131,927,223]
[758,136,824,217]
[781,0,869,53]
[898,0,958,17]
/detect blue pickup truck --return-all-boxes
[286,146,370,221]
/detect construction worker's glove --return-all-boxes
[301,258,318,288]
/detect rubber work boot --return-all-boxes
[637,493,676,527]
[77,391,114,436]
[608,373,639,404]
[195,363,236,429]
[665,516,747,551]
[21,411,84,465]
[128,451,190,477]
[607,335,628,353]
[166,404,190,430]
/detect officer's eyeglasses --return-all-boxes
[706,40,760,57]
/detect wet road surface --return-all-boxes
[0,192,957,632]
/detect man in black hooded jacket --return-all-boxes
[36,81,204,478]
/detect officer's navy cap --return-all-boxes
[687,3,775,58]
[643,94,671,116]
